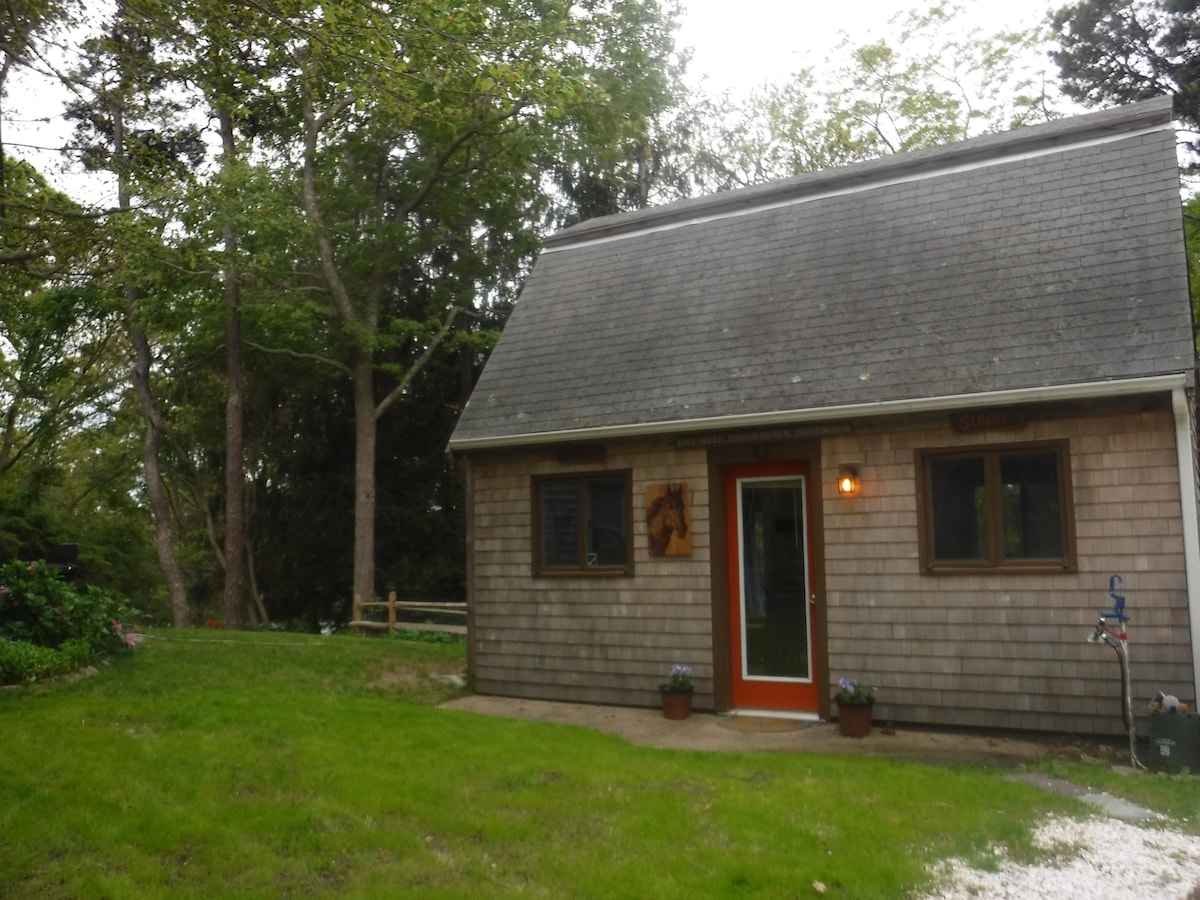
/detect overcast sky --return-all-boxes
[677,0,1060,95]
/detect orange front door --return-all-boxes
[726,462,819,713]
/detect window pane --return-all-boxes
[929,456,987,561]
[999,451,1063,560]
[741,482,809,679]
[540,480,579,567]
[586,478,627,566]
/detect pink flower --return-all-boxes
[111,620,123,634]
[123,632,143,647]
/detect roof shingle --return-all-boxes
[451,98,1193,448]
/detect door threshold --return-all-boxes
[726,708,820,722]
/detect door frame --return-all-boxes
[726,462,819,713]
[707,441,828,717]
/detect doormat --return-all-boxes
[718,716,815,733]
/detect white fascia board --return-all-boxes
[449,373,1188,452]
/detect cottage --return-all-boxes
[449,97,1200,735]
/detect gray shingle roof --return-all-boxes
[451,98,1193,449]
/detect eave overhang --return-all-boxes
[448,373,1189,452]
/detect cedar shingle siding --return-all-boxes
[822,409,1192,734]
[468,446,714,708]
[452,98,1200,735]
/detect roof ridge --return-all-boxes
[546,97,1175,250]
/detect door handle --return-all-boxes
[810,593,817,605]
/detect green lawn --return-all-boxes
[0,630,1195,899]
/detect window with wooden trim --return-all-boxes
[917,441,1074,572]
[533,471,632,574]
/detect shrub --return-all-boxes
[0,560,140,684]
[58,638,95,670]
[0,638,69,684]
[0,560,138,655]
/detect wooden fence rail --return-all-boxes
[350,591,467,635]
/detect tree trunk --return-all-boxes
[352,350,377,611]
[217,103,246,629]
[111,45,190,627]
[245,534,269,626]
[127,312,191,628]
[222,282,246,627]
[300,88,382,617]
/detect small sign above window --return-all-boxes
[950,409,1028,433]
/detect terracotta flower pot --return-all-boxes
[837,702,873,737]
[660,688,694,720]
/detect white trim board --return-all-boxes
[449,374,1188,451]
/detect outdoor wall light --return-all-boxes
[837,465,861,497]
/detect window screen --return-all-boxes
[534,472,631,573]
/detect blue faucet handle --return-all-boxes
[1104,574,1128,623]
[1109,574,1124,604]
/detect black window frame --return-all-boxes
[532,470,634,576]
[916,440,1076,573]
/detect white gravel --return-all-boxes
[923,816,1200,899]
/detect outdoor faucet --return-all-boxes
[1101,574,1128,623]
[1089,575,1129,648]
[1086,573,1141,768]
[1088,617,1118,648]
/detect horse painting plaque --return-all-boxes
[645,483,692,557]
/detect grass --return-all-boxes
[1032,752,1200,828]
[0,631,1195,899]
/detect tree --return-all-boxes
[63,2,208,627]
[1,0,78,219]
[1,6,171,604]
[67,0,328,627]
[1051,0,1200,156]
[6,0,690,624]
[279,0,685,609]
[539,0,691,223]
[0,155,127,556]
[719,3,1062,184]
[1182,192,1200,338]
[164,3,267,629]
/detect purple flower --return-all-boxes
[666,663,694,691]
[835,676,876,705]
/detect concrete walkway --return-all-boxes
[1005,772,1159,822]
[441,695,1050,767]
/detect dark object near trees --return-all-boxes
[43,544,84,584]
